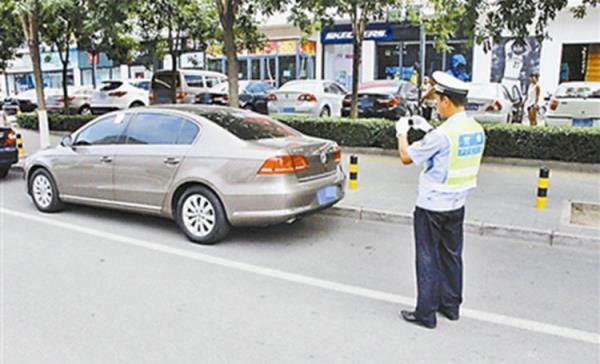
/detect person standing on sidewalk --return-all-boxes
[395,71,486,329]
[419,76,437,121]
[524,73,541,126]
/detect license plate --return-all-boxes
[572,118,593,127]
[360,100,374,108]
[465,103,479,111]
[281,107,295,113]
[317,186,338,206]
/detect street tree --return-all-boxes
[214,0,284,108]
[78,0,138,88]
[137,0,217,103]
[290,0,402,119]
[0,0,24,73]
[41,0,85,114]
[14,0,51,148]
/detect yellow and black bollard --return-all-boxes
[349,155,358,190]
[536,167,550,209]
[16,133,24,159]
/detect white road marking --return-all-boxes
[2,207,599,345]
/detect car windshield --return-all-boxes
[468,84,499,98]
[555,84,600,99]
[279,81,319,92]
[193,109,300,140]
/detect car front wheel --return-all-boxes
[175,186,230,245]
[29,169,64,212]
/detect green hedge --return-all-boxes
[276,115,600,164]
[16,112,600,163]
[17,112,95,132]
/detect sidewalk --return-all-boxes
[10,128,600,245]
[339,152,600,243]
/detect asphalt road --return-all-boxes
[1,169,599,363]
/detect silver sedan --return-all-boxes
[24,105,346,244]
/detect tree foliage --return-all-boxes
[0,0,25,71]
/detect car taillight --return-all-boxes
[176,91,188,100]
[298,93,317,102]
[266,93,277,102]
[388,96,401,107]
[108,91,128,97]
[334,147,341,164]
[4,130,16,147]
[57,96,75,102]
[258,155,309,175]
[549,98,559,111]
[485,100,502,112]
[149,91,155,101]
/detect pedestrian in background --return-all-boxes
[419,76,437,121]
[395,71,486,329]
[524,73,541,126]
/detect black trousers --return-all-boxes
[413,206,465,325]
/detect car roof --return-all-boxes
[154,69,226,77]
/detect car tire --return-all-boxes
[28,168,65,213]
[79,105,92,115]
[319,106,331,117]
[0,166,9,179]
[129,101,145,108]
[175,185,230,245]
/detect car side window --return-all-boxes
[177,120,200,145]
[75,115,127,146]
[331,83,346,95]
[124,113,184,145]
[324,83,334,94]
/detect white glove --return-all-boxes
[395,117,411,137]
[410,115,433,133]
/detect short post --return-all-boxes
[349,155,358,190]
[16,133,24,159]
[536,167,550,209]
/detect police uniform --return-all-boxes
[403,72,485,328]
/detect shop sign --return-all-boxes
[321,27,392,44]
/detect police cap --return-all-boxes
[432,71,470,97]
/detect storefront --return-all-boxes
[206,38,316,87]
[321,22,472,88]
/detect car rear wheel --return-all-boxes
[175,186,230,245]
[29,169,64,212]
[319,106,331,117]
[79,105,92,115]
[130,101,144,108]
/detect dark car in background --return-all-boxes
[0,126,18,178]
[341,80,419,120]
[1,97,37,116]
[195,81,274,114]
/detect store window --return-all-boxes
[279,56,297,86]
[324,44,354,90]
[238,59,248,80]
[559,43,600,82]
[250,59,261,80]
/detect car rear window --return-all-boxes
[555,84,600,99]
[153,73,180,89]
[280,81,319,92]
[100,81,123,92]
[196,110,299,140]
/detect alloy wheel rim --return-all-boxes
[182,194,216,238]
[32,175,53,208]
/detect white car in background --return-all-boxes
[90,79,150,114]
[465,82,522,123]
[47,86,94,114]
[267,80,347,117]
[545,82,600,127]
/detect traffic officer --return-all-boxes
[395,71,486,329]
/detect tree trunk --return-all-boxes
[218,1,239,108]
[20,9,50,148]
[171,51,178,103]
[59,44,70,114]
[91,51,97,88]
[349,7,365,120]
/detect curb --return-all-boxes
[340,147,600,173]
[323,206,600,249]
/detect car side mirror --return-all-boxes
[60,135,73,148]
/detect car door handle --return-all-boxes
[100,156,113,163]
[163,157,181,166]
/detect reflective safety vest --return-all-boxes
[425,117,485,193]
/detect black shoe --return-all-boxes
[399,310,436,329]
[438,309,459,321]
